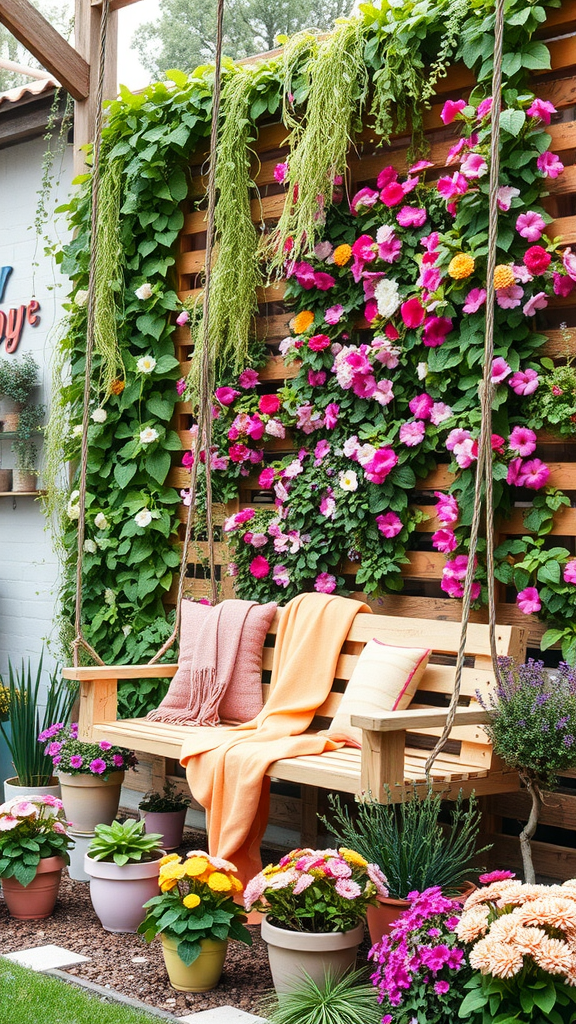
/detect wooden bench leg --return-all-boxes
[301,786,319,847]
[151,755,167,793]
[361,729,406,802]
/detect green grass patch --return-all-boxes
[0,959,165,1024]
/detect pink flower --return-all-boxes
[215,386,239,406]
[479,870,516,884]
[409,159,434,173]
[314,272,336,291]
[554,272,576,296]
[274,161,288,183]
[325,304,344,324]
[461,153,488,179]
[519,458,550,489]
[324,403,340,429]
[308,333,331,352]
[507,457,524,486]
[527,98,556,125]
[400,420,425,446]
[272,565,290,588]
[292,873,315,895]
[517,587,541,614]
[440,99,466,124]
[437,173,468,201]
[176,377,186,395]
[259,467,275,488]
[497,185,521,211]
[326,857,352,878]
[249,555,270,579]
[496,285,524,309]
[290,261,316,288]
[509,369,539,395]
[364,448,398,483]
[374,379,395,406]
[454,438,477,468]
[537,151,564,178]
[422,316,453,347]
[377,166,397,189]
[477,96,493,118]
[376,512,403,538]
[409,393,434,419]
[491,357,511,383]
[516,211,546,242]
[89,758,107,774]
[70,754,83,768]
[314,573,337,594]
[112,754,124,767]
[401,297,426,329]
[308,370,326,387]
[380,181,405,207]
[259,394,281,415]
[335,878,362,899]
[239,368,259,389]
[420,266,442,292]
[350,187,379,212]
[377,229,402,262]
[524,245,551,275]
[432,528,458,553]
[176,310,189,326]
[397,206,427,227]
[463,288,486,314]
[430,402,453,425]
[446,428,471,451]
[523,291,548,316]
[99,740,112,751]
[563,249,576,281]
[0,816,18,831]
[564,560,576,584]
[435,981,451,996]
[402,177,419,195]
[435,492,459,524]
[509,426,537,456]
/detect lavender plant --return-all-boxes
[479,657,576,882]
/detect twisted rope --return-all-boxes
[425,0,505,778]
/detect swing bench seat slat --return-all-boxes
[62,611,526,806]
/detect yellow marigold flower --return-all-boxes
[448,253,475,279]
[183,893,201,909]
[291,310,315,334]
[160,878,178,892]
[207,872,233,892]
[333,244,352,267]
[159,861,186,882]
[230,876,244,893]
[110,379,125,395]
[158,853,181,868]
[338,848,368,868]
[494,264,515,290]
[185,856,210,877]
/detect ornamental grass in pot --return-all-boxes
[244,847,385,994]
[41,721,138,832]
[85,817,164,932]
[138,850,252,992]
[323,788,488,943]
[0,793,73,919]
[139,780,191,850]
[261,967,383,1024]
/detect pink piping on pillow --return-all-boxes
[369,638,431,711]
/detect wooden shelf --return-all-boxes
[0,491,45,497]
[0,432,43,440]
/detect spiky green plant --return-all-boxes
[323,787,489,900]
[261,969,383,1024]
[0,654,76,786]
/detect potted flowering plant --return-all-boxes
[244,846,386,993]
[138,779,191,850]
[84,818,164,933]
[369,887,467,1024]
[0,794,72,919]
[0,352,39,431]
[138,850,252,992]
[457,875,576,1023]
[40,721,138,833]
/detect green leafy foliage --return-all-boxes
[0,797,73,887]
[139,779,191,813]
[88,818,164,867]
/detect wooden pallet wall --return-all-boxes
[161,3,576,877]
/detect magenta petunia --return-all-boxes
[401,297,426,329]
[435,491,459,524]
[215,386,240,406]
[376,165,397,189]
[324,403,340,430]
[350,186,379,212]
[554,271,576,296]
[491,357,511,383]
[462,287,486,314]
[437,172,468,201]
[497,185,521,211]
[400,420,426,447]
[249,555,270,579]
[70,755,83,769]
[460,153,487,179]
[363,448,398,484]
[479,870,515,884]
[422,316,453,348]
[523,245,551,276]
[527,98,556,125]
[380,181,405,207]
[563,248,576,281]
[89,758,107,775]
[477,96,493,118]
[376,512,403,538]
[516,211,546,242]
[564,560,576,585]
[516,587,541,615]
[112,754,124,767]
[259,467,275,489]
[509,369,539,395]
[432,528,458,553]
[523,291,548,317]
[518,458,550,490]
[314,572,337,594]
[324,304,345,324]
[259,394,281,415]
[308,333,331,352]
[273,161,288,183]
[537,151,564,178]
[396,206,427,227]
[496,285,523,309]
[508,426,537,456]
[239,368,259,389]
[440,99,466,124]
[314,272,336,291]
[409,392,434,419]
[99,740,112,751]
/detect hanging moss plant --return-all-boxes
[93,157,125,398]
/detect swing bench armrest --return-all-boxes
[62,664,179,682]
[351,706,490,733]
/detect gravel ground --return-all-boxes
[0,826,277,1018]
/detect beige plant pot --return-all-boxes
[58,771,124,833]
[261,917,365,994]
[3,776,61,804]
[0,469,12,491]
[12,470,37,493]
[161,933,228,992]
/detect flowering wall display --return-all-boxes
[49,0,576,716]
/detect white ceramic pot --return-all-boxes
[67,831,94,882]
[84,852,164,932]
[58,771,124,833]
[261,917,365,994]
[3,776,61,805]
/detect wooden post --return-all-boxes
[360,729,406,802]
[0,0,89,98]
[73,0,119,173]
[78,676,118,739]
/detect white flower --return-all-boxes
[135,509,152,528]
[376,224,396,244]
[75,289,89,306]
[67,499,80,520]
[135,283,153,300]
[265,419,286,438]
[139,427,159,445]
[417,362,428,381]
[374,278,401,319]
[91,408,107,424]
[136,355,156,374]
[104,588,115,605]
[339,469,358,492]
[71,424,83,438]
[122,624,132,637]
[70,490,80,501]
[83,539,97,554]
[94,512,109,530]
[279,336,295,356]
[357,443,377,467]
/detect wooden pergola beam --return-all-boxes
[91,0,143,10]
[0,0,90,99]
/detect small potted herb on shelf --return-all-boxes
[84,817,164,933]
[139,850,251,992]
[0,352,40,431]
[139,780,191,851]
[11,403,45,492]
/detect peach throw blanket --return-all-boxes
[180,592,371,883]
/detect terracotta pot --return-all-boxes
[1,855,65,920]
[58,771,124,833]
[3,776,61,805]
[161,933,227,992]
[261,917,365,995]
[367,896,409,944]
[84,851,163,932]
[0,469,12,492]
[2,411,20,433]
[139,808,187,851]
[11,470,37,493]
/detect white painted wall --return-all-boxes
[0,134,73,682]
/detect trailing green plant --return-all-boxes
[87,818,163,866]
[0,353,39,406]
[323,788,488,900]
[93,157,126,399]
[0,654,76,787]
[12,403,45,474]
[139,779,191,813]
[260,969,383,1024]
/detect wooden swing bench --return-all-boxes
[63,611,526,823]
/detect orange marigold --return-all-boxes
[448,253,475,279]
[291,310,315,334]
[333,244,352,266]
[494,264,516,290]
[110,379,125,395]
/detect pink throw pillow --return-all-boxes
[219,601,278,723]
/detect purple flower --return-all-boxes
[239,368,259,389]
[99,740,112,751]
[112,754,124,768]
[435,980,450,995]
[70,755,83,769]
[315,573,337,594]
[89,758,107,775]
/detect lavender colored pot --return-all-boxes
[84,852,163,933]
[139,808,187,851]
